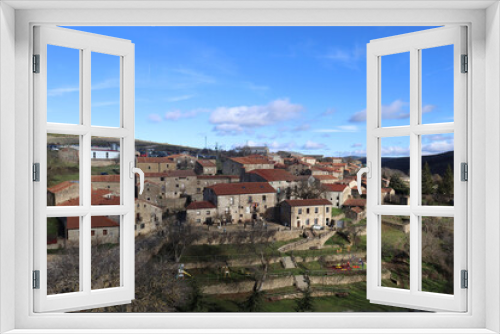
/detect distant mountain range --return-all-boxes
[359,151,454,176]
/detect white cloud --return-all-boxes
[148,114,162,123]
[246,82,269,91]
[293,123,311,132]
[92,101,119,107]
[166,95,195,102]
[210,98,304,135]
[351,143,363,148]
[320,45,365,69]
[322,108,336,116]
[233,140,296,152]
[381,146,410,157]
[422,141,454,155]
[302,140,326,150]
[164,108,208,121]
[92,78,120,90]
[214,124,245,136]
[422,104,436,113]
[314,125,358,133]
[47,86,79,97]
[349,99,410,123]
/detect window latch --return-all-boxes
[33,163,40,182]
[356,162,371,195]
[461,163,468,182]
[461,270,468,289]
[33,270,40,289]
[33,54,40,73]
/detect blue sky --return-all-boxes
[47,26,454,157]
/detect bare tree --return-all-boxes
[167,223,202,263]
[291,180,327,200]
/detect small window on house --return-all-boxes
[326,207,330,213]
[91,230,95,236]
[197,211,200,215]
[315,207,319,214]
[306,219,310,225]
[206,211,210,215]
[93,152,96,158]
[161,177,164,181]
[314,218,318,225]
[263,195,267,202]
[106,152,109,158]
[196,219,201,224]
[230,197,234,205]
[306,208,310,214]
[140,224,145,229]
[298,208,302,214]
[148,166,151,170]
[103,229,108,235]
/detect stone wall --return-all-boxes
[201,276,293,295]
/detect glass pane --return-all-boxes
[91,52,121,127]
[91,215,121,290]
[421,216,454,294]
[47,133,80,206]
[47,45,80,124]
[381,136,410,205]
[421,45,454,124]
[381,215,410,290]
[47,216,80,295]
[91,136,121,205]
[421,133,454,206]
[381,52,410,127]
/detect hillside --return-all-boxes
[360,151,454,176]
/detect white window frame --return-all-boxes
[1,2,498,334]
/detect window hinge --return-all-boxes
[33,54,40,73]
[33,163,40,182]
[461,162,468,181]
[461,270,468,289]
[33,270,40,289]
[461,54,468,73]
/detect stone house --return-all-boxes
[137,157,175,173]
[345,206,366,221]
[243,169,297,202]
[286,161,311,175]
[138,180,166,208]
[280,199,333,229]
[299,156,317,165]
[91,174,120,194]
[203,182,277,223]
[222,156,274,176]
[66,216,120,245]
[381,187,396,204]
[163,170,197,199]
[194,159,217,175]
[59,189,120,206]
[193,175,240,201]
[311,174,338,186]
[343,198,367,210]
[135,199,163,236]
[168,154,197,169]
[186,201,217,225]
[47,180,79,206]
[322,183,352,208]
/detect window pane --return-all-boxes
[91,52,121,127]
[421,216,454,294]
[381,52,410,127]
[421,133,454,206]
[47,45,80,124]
[47,133,80,206]
[421,45,454,124]
[381,136,410,205]
[47,217,80,295]
[91,136,121,205]
[381,215,410,290]
[91,215,121,290]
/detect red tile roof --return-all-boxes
[313,175,338,181]
[137,157,174,163]
[283,199,332,207]
[197,175,239,180]
[323,184,349,192]
[59,189,119,206]
[248,169,296,182]
[196,160,216,167]
[67,216,119,230]
[351,206,363,214]
[186,201,217,210]
[48,180,79,194]
[344,198,367,207]
[207,182,276,195]
[229,156,272,165]
[144,172,170,178]
[166,170,196,177]
[91,175,120,182]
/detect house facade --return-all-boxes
[137,157,176,173]
[194,159,217,175]
[222,156,274,176]
[135,199,163,236]
[280,199,333,229]
[186,201,217,225]
[66,216,120,245]
[203,182,277,223]
[322,183,352,208]
[47,181,79,206]
[91,175,121,194]
[243,169,297,202]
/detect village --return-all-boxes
[45,138,451,312]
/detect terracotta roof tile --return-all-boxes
[197,175,239,180]
[91,175,120,182]
[196,160,216,167]
[137,157,174,163]
[283,199,332,207]
[344,198,367,207]
[47,180,79,194]
[67,216,119,230]
[313,175,338,181]
[248,169,296,182]
[323,184,349,192]
[207,182,276,195]
[229,156,272,165]
[186,201,217,210]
